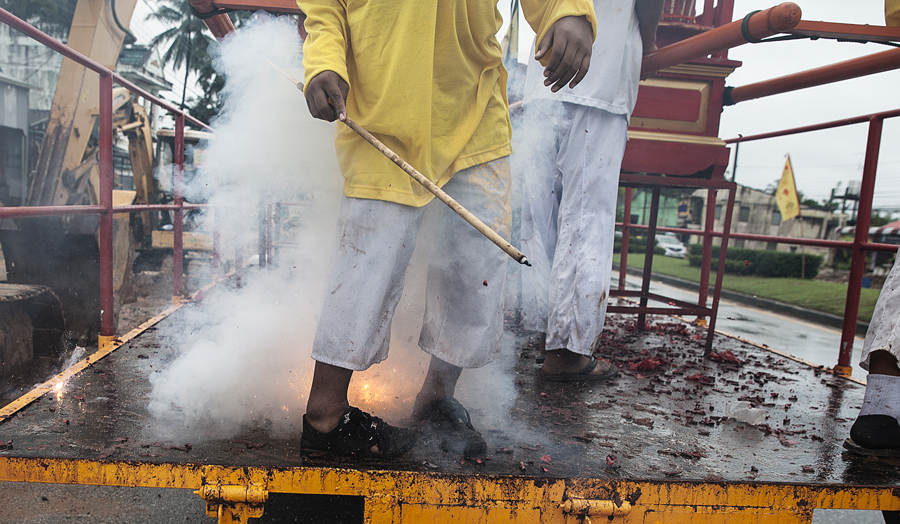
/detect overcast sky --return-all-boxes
[503,0,899,216]
[129,0,898,216]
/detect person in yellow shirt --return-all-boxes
[298,0,597,458]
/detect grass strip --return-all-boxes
[615,253,881,323]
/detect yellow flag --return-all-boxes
[776,156,801,220]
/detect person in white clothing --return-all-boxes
[515,0,664,380]
[849,249,900,454]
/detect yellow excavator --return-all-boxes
[0,0,146,375]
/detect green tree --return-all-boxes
[185,49,224,125]
[1,0,77,37]
[146,0,214,110]
[871,212,894,228]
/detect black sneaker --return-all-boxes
[301,407,417,459]
[413,398,487,457]
[847,414,900,455]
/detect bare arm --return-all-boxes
[635,0,665,54]
[299,0,351,121]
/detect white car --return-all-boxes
[655,233,687,258]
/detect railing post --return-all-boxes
[258,193,267,269]
[270,202,280,268]
[618,187,633,290]
[698,189,718,315]
[173,113,185,304]
[837,116,883,376]
[98,72,116,351]
[637,188,662,329]
[213,207,221,279]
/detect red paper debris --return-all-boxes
[628,357,668,371]
[709,350,742,365]
[541,455,552,463]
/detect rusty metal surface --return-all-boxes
[0,301,895,488]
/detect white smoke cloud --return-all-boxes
[145,12,525,443]
[146,13,344,439]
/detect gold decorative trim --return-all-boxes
[627,130,726,146]
[657,63,737,78]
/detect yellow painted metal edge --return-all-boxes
[0,458,897,514]
[0,267,242,423]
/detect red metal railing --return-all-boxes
[726,107,900,375]
[618,106,899,375]
[0,8,217,346]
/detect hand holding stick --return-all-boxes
[268,61,530,266]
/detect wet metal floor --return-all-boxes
[0,297,896,490]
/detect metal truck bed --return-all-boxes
[0,292,898,523]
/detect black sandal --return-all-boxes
[301,407,417,459]
[541,356,619,382]
[413,398,487,457]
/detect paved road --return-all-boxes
[622,276,869,379]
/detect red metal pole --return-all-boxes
[98,73,116,350]
[258,194,267,269]
[213,208,221,277]
[0,205,104,218]
[235,244,243,289]
[726,48,900,105]
[699,0,714,26]
[173,113,185,303]
[618,187,633,290]
[705,185,736,354]
[698,189,717,314]
[188,0,237,40]
[198,0,301,15]
[837,116,882,376]
[641,2,802,76]
[637,188,662,329]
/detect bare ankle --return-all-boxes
[305,403,349,433]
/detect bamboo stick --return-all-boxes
[267,61,530,266]
[341,117,530,266]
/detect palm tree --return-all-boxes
[146,0,213,109]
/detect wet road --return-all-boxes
[625,276,869,379]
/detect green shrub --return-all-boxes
[614,236,668,256]
[687,245,822,279]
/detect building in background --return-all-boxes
[0,72,35,207]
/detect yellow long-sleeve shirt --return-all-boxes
[299,0,596,207]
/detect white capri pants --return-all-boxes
[860,248,900,371]
[516,100,627,355]
[311,158,511,371]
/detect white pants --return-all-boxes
[516,101,627,354]
[860,248,900,370]
[312,158,511,371]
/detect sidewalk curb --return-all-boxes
[613,264,870,337]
